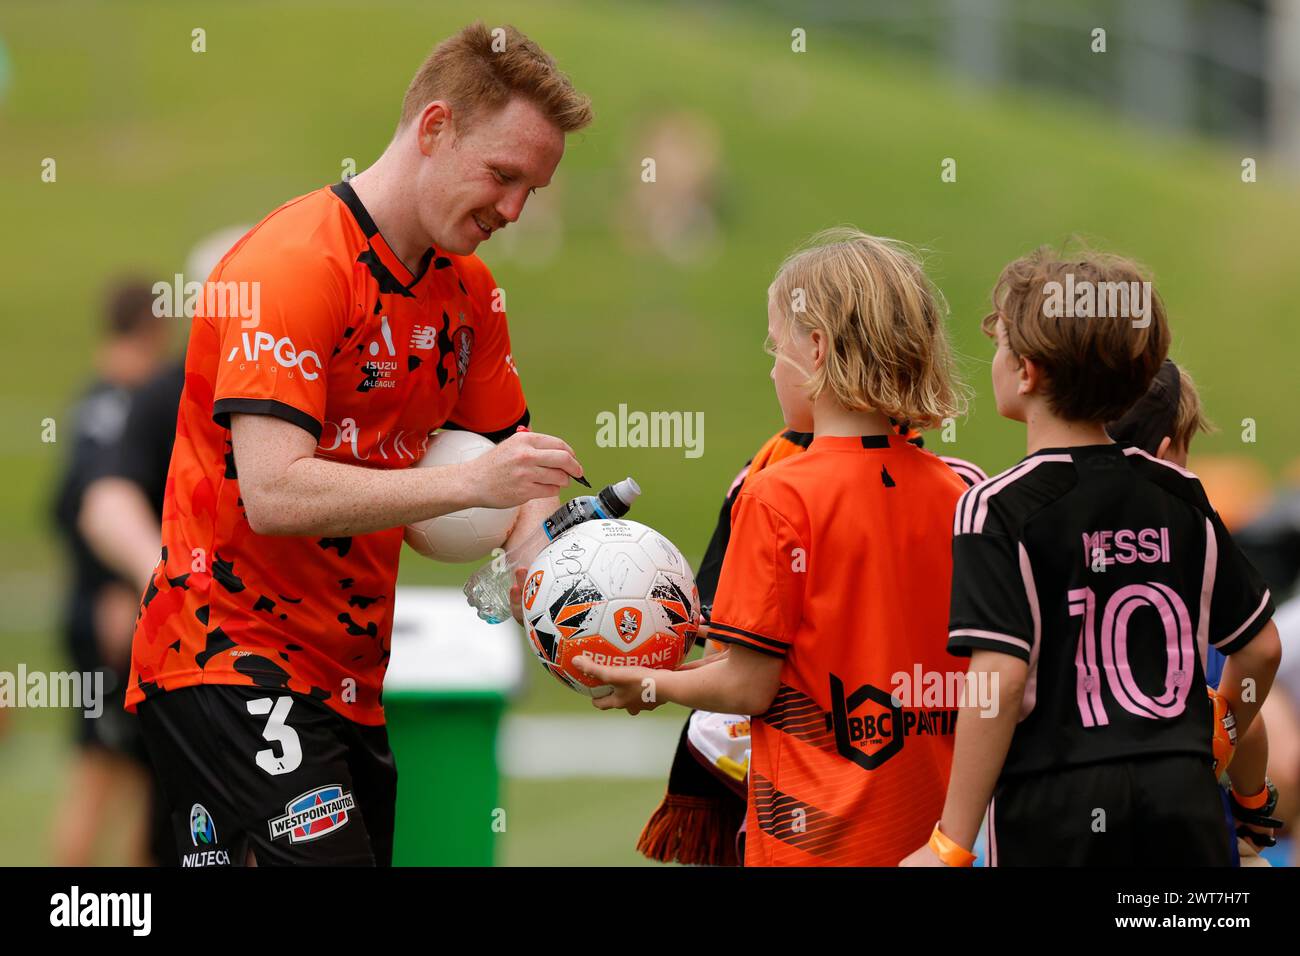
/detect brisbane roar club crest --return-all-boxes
[523,570,544,612]
[453,325,474,392]
[614,606,643,643]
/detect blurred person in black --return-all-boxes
[80,361,185,591]
[79,227,244,598]
[50,279,174,865]
[74,228,246,866]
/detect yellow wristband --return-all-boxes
[928,823,976,867]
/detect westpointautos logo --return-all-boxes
[0,665,103,717]
[268,785,355,843]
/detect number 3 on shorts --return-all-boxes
[247,696,303,776]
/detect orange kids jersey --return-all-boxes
[125,182,528,725]
[707,434,966,865]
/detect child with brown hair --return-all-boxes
[903,248,1282,867]
[577,228,970,866]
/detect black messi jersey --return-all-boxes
[947,443,1274,778]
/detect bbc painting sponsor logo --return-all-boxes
[825,666,998,776]
[890,665,999,717]
[50,886,151,936]
[153,274,261,326]
[268,785,356,844]
[0,665,103,718]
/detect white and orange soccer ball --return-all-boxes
[404,431,519,563]
[521,519,700,696]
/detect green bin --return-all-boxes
[383,586,523,866]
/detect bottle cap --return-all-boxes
[599,477,641,518]
[610,477,641,507]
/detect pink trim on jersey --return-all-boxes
[948,628,1032,654]
[1018,542,1042,721]
[1122,444,1199,480]
[940,455,989,487]
[1196,516,1216,671]
[1216,590,1273,648]
[726,464,751,498]
[956,454,1073,535]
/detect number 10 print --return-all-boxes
[1069,584,1196,727]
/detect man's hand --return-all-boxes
[571,655,662,715]
[467,431,584,508]
[899,844,947,867]
[93,582,142,673]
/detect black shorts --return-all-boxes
[64,595,148,760]
[988,754,1231,866]
[138,685,396,867]
[73,665,149,757]
[64,600,177,864]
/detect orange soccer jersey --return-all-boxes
[125,182,528,725]
[707,434,966,866]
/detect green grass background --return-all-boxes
[1,0,1297,865]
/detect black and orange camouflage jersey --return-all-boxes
[125,181,528,726]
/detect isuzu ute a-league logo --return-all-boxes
[359,314,398,390]
[269,785,356,843]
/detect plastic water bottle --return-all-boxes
[463,477,641,623]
